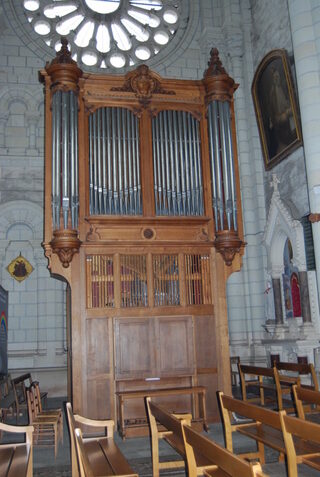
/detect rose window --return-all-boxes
[22,0,181,69]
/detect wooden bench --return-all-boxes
[238,364,285,409]
[182,422,266,477]
[12,373,47,419]
[0,421,34,477]
[275,362,318,411]
[145,397,216,477]
[117,385,208,439]
[292,384,320,420]
[67,402,137,477]
[276,361,319,390]
[218,391,320,469]
[280,411,320,477]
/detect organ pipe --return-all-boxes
[204,47,243,265]
[42,43,243,269]
[51,88,79,230]
[89,107,142,216]
[152,110,204,216]
[207,100,237,231]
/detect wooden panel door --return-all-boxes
[114,317,156,380]
[86,317,114,418]
[156,316,195,377]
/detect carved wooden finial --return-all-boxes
[45,37,82,92]
[203,47,238,101]
[47,37,77,66]
[204,48,227,78]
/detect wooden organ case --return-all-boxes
[40,40,244,431]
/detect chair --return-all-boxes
[230,356,240,386]
[26,385,60,457]
[32,381,63,440]
[66,402,114,477]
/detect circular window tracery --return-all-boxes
[23,0,181,69]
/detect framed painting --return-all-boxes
[252,49,302,170]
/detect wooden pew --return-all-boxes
[276,361,319,390]
[0,421,34,477]
[182,422,267,477]
[279,411,320,477]
[218,391,284,464]
[238,364,284,409]
[66,402,137,477]
[292,384,320,420]
[218,391,320,470]
[145,397,217,477]
[275,362,318,411]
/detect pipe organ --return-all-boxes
[40,39,244,428]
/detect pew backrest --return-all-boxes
[238,364,283,409]
[183,423,266,477]
[279,411,320,477]
[292,384,320,419]
[276,362,318,390]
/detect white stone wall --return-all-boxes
[0,7,67,395]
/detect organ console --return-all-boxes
[40,39,245,427]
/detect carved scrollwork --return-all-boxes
[111,65,175,105]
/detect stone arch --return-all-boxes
[0,201,43,241]
[0,88,39,115]
[264,179,306,276]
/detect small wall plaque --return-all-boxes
[7,253,33,282]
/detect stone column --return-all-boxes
[26,113,39,150]
[0,114,9,147]
[288,0,320,303]
[272,277,284,325]
[298,271,312,323]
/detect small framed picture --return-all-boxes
[252,49,302,170]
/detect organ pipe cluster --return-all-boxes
[89,107,142,215]
[51,89,79,230]
[207,100,237,232]
[152,110,204,216]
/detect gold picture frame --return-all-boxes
[7,253,33,282]
[252,49,302,170]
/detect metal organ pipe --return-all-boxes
[152,110,203,216]
[207,100,237,231]
[89,107,142,215]
[51,89,79,230]
[224,102,238,231]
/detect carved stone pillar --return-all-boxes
[288,0,320,302]
[272,277,284,325]
[298,271,311,323]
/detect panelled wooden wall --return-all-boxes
[40,44,244,427]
